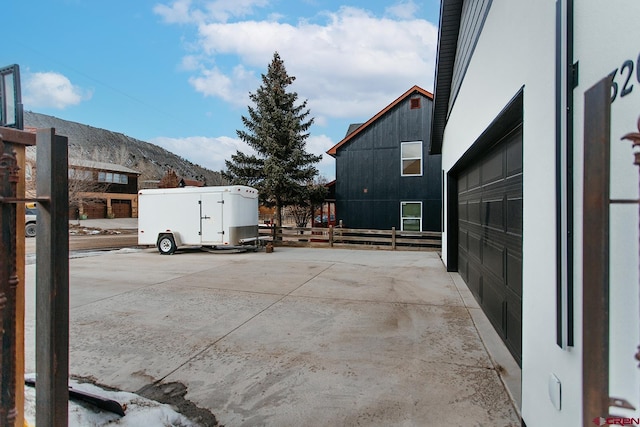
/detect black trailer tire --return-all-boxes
[25,223,37,238]
[157,235,176,255]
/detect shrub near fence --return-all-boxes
[258,226,441,251]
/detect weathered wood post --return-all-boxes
[329,225,334,247]
[0,135,20,426]
[0,127,35,427]
[582,76,612,425]
[36,128,69,426]
[391,227,396,250]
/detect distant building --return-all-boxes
[67,159,140,219]
[314,180,336,228]
[179,178,205,187]
[327,85,441,231]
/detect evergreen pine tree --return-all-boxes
[224,52,321,226]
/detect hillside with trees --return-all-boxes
[24,111,227,187]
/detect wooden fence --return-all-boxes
[258,225,441,251]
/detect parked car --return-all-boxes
[25,207,37,238]
[313,214,336,227]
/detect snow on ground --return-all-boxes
[24,246,203,426]
[24,376,200,427]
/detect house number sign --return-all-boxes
[609,50,640,103]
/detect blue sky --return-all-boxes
[4,0,440,179]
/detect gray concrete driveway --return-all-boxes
[24,247,520,426]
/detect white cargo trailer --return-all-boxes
[138,185,259,254]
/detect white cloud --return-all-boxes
[385,1,420,19]
[150,135,256,171]
[306,133,336,180]
[154,0,269,24]
[188,64,256,106]
[149,133,336,179]
[179,55,201,71]
[153,0,199,24]
[203,0,269,22]
[23,72,92,109]
[176,6,437,120]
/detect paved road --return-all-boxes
[24,247,521,426]
[25,234,141,255]
[69,234,139,251]
[24,218,141,254]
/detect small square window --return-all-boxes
[401,141,422,176]
[401,202,422,231]
[410,98,421,109]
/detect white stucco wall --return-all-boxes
[574,1,640,420]
[440,0,640,425]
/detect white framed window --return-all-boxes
[401,201,422,231]
[401,141,422,176]
[97,172,129,184]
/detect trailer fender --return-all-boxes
[157,233,179,255]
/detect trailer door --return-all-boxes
[200,192,224,244]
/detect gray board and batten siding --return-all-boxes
[449,0,493,112]
[431,0,493,154]
[333,90,442,232]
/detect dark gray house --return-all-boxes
[327,86,441,231]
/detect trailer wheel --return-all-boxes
[157,235,176,255]
[25,222,37,238]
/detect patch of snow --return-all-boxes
[111,248,143,255]
[24,376,200,427]
[68,248,143,260]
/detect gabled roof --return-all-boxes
[345,123,364,138]
[69,158,140,175]
[327,85,433,157]
[430,0,464,154]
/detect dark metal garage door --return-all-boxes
[457,126,523,365]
